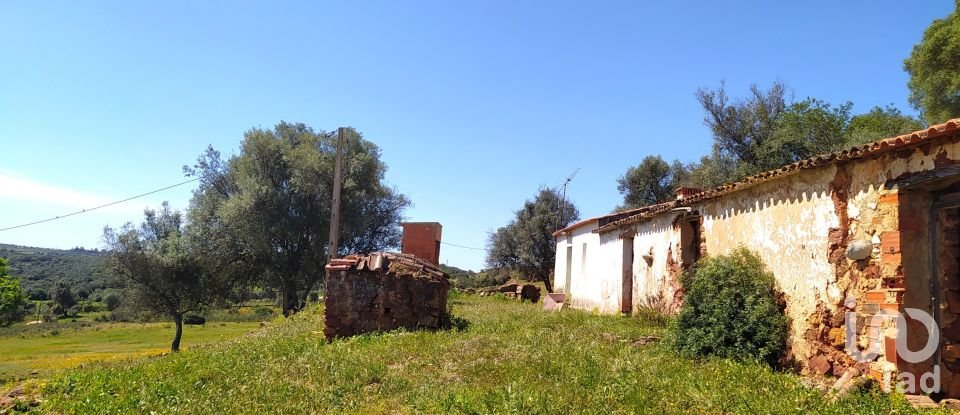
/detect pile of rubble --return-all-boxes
[324,252,449,340]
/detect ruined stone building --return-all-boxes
[324,222,448,340]
[553,120,960,395]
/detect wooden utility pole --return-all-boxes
[327,127,345,261]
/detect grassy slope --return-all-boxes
[0,322,260,383]
[35,295,936,414]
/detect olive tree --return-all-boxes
[184,122,409,315]
[487,188,579,293]
[104,203,229,352]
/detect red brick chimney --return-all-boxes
[400,222,442,265]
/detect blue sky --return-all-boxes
[0,1,953,271]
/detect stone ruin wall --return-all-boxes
[324,252,449,340]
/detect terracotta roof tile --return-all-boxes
[324,251,447,279]
[552,204,666,237]
[594,119,960,234]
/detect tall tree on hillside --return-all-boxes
[617,155,687,209]
[104,203,230,352]
[904,2,960,124]
[0,258,26,327]
[184,122,409,315]
[50,279,76,317]
[486,188,579,293]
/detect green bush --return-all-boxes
[184,315,206,325]
[634,292,672,328]
[104,292,121,311]
[673,247,788,367]
[80,300,106,313]
[253,306,274,319]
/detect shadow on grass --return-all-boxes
[440,312,471,332]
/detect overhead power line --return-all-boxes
[0,178,200,232]
[1,176,492,254]
[441,241,486,251]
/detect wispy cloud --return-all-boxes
[0,171,182,219]
[0,172,114,209]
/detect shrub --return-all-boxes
[634,292,672,328]
[104,292,121,311]
[184,315,206,325]
[81,301,106,313]
[253,306,274,319]
[673,247,788,367]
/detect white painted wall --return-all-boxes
[629,214,683,312]
[553,220,625,313]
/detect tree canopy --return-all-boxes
[0,257,26,327]
[184,122,409,315]
[905,2,960,124]
[50,279,76,317]
[845,105,925,145]
[617,155,687,209]
[486,188,579,292]
[617,83,926,208]
[104,203,230,352]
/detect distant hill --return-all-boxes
[439,264,476,283]
[0,244,109,300]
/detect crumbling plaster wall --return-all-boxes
[628,214,683,313]
[575,135,960,378]
[692,138,960,376]
[841,142,960,382]
[697,165,841,362]
[607,138,959,371]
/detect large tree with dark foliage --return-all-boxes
[50,279,76,317]
[695,81,789,179]
[616,84,925,202]
[617,155,687,209]
[486,188,579,293]
[846,105,925,145]
[682,82,925,189]
[184,122,409,315]
[904,2,960,124]
[104,203,230,352]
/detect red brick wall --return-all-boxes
[401,222,442,265]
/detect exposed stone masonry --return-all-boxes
[324,252,449,340]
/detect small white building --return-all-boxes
[552,205,674,314]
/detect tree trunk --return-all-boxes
[281,280,298,316]
[171,313,183,352]
[543,273,554,293]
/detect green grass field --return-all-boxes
[0,321,261,384]
[20,294,942,414]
